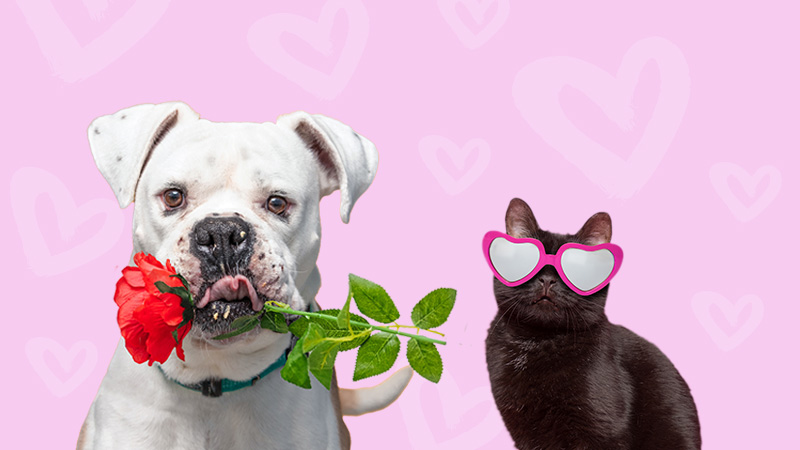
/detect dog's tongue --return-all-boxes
[197,275,261,311]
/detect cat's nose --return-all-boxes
[537,275,557,292]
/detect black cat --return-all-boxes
[485,198,700,450]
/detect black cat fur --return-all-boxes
[485,199,700,450]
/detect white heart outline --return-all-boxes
[691,292,764,352]
[399,369,504,449]
[10,167,124,276]
[419,135,491,195]
[709,162,781,222]
[247,0,369,100]
[437,0,510,49]
[82,0,110,21]
[513,37,691,198]
[26,337,98,398]
[15,0,170,82]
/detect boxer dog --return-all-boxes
[78,102,412,449]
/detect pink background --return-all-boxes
[2,1,797,448]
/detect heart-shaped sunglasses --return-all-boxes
[482,231,623,295]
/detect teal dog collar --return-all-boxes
[160,350,287,398]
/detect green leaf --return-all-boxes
[348,274,399,324]
[308,341,339,390]
[260,311,289,333]
[281,337,311,389]
[171,320,192,344]
[317,310,371,351]
[411,288,457,330]
[170,273,191,291]
[302,323,326,352]
[154,281,192,304]
[231,315,258,329]
[289,316,310,338]
[289,310,370,351]
[179,299,194,324]
[338,292,352,329]
[213,318,257,340]
[175,315,193,335]
[353,332,400,381]
[406,339,443,383]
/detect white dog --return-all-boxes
[78,102,412,449]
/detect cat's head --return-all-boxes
[492,198,614,332]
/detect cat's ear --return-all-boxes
[577,212,612,245]
[505,198,540,238]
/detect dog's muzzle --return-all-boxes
[191,216,262,333]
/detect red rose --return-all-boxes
[114,253,193,365]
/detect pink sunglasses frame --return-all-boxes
[482,231,624,295]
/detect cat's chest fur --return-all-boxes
[486,321,633,449]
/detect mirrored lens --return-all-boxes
[489,237,541,283]
[561,248,615,291]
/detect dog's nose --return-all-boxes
[191,217,253,274]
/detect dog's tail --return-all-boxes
[338,366,413,416]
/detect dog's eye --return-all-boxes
[266,196,288,215]
[163,189,185,209]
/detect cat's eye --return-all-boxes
[266,196,288,215]
[162,189,185,209]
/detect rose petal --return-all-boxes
[120,266,145,288]
[134,253,165,272]
[114,277,148,307]
[160,298,185,326]
[174,323,191,361]
[147,331,175,365]
[119,320,149,364]
[144,270,184,297]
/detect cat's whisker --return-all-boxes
[508,298,523,327]
[489,287,527,334]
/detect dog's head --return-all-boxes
[89,102,377,382]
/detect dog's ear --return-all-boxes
[277,112,378,223]
[88,102,200,208]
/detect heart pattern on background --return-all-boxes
[513,37,691,198]
[10,167,124,276]
[691,292,764,351]
[437,0,510,49]
[399,369,504,449]
[709,162,781,222]
[26,338,98,397]
[419,136,491,195]
[82,0,110,21]
[15,0,170,82]
[248,0,369,100]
